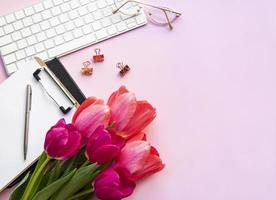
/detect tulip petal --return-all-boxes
[122,101,156,138]
[74,100,110,139]
[72,97,97,123]
[107,86,129,106]
[91,145,120,164]
[109,93,137,131]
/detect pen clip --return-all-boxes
[29,86,32,111]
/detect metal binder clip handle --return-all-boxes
[33,69,72,114]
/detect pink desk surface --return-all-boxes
[1,0,276,199]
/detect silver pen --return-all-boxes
[24,84,32,160]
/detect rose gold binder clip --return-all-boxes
[117,62,130,77]
[81,61,93,75]
[93,48,104,62]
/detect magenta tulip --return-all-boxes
[108,86,156,139]
[94,166,136,200]
[86,126,125,164]
[72,97,111,141]
[44,119,81,160]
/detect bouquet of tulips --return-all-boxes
[10,86,165,200]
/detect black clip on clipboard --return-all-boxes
[7,57,86,187]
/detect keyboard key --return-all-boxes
[31,24,41,34]
[73,28,83,38]
[116,21,127,32]
[41,10,52,20]
[5,14,16,23]
[22,17,33,27]
[127,21,136,28]
[63,32,74,41]
[26,35,37,45]
[50,17,60,27]
[82,24,93,34]
[34,3,44,12]
[74,18,85,28]
[84,14,94,24]
[101,18,111,27]
[0,17,6,27]
[13,21,24,31]
[111,13,121,24]
[77,6,88,16]
[59,13,70,23]
[43,0,54,9]
[87,2,97,12]
[36,32,47,42]
[33,13,43,23]
[46,28,56,38]
[0,35,12,46]
[15,11,25,20]
[64,21,75,31]
[95,29,107,40]
[11,31,22,41]
[35,43,45,52]
[17,39,28,49]
[40,21,51,30]
[54,35,64,45]
[92,21,102,31]
[44,39,55,49]
[80,0,89,5]
[24,7,35,16]
[3,53,16,65]
[48,34,96,57]
[25,46,35,56]
[55,25,66,34]
[15,49,26,60]
[0,28,4,36]
[70,0,80,9]
[53,0,63,6]
[21,28,32,38]
[102,6,113,17]
[36,52,49,60]
[97,0,107,9]
[93,10,103,20]
[60,3,71,12]
[68,10,79,20]
[1,43,17,55]
[51,7,61,16]
[4,24,14,34]
[135,14,147,24]
[16,59,27,70]
[5,63,18,74]
[107,25,117,35]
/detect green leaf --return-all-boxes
[32,169,76,200]
[61,147,86,176]
[21,152,51,200]
[46,161,61,185]
[9,172,30,200]
[51,164,98,200]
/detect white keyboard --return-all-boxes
[0,0,147,75]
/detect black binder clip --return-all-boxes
[33,57,79,114]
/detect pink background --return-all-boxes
[1,0,276,199]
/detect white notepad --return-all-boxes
[0,61,75,191]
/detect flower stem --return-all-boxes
[21,156,51,200]
[67,188,94,200]
[80,160,90,168]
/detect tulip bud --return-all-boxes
[44,119,81,160]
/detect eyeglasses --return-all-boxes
[112,0,182,30]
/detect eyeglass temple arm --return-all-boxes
[113,0,182,16]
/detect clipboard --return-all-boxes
[0,58,86,191]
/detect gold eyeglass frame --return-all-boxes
[112,0,182,30]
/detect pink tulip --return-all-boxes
[72,97,111,141]
[116,140,165,181]
[86,126,125,164]
[108,86,156,139]
[44,119,81,160]
[94,166,136,200]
